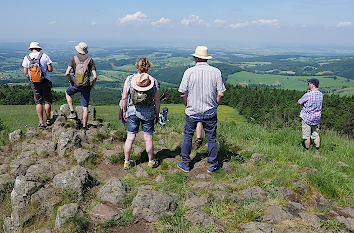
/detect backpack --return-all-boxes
[73,56,91,87]
[130,75,155,106]
[26,52,45,83]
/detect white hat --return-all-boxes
[192,46,212,59]
[75,42,88,54]
[28,42,42,50]
[131,73,155,92]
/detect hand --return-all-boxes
[90,84,94,89]
[123,112,127,122]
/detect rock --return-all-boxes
[31,186,61,217]
[138,185,153,190]
[155,174,165,183]
[192,181,209,189]
[213,190,229,201]
[132,190,177,222]
[335,216,354,232]
[76,105,96,121]
[59,104,71,116]
[132,145,144,156]
[287,201,304,212]
[263,205,294,223]
[0,174,14,201]
[241,186,268,201]
[10,156,36,177]
[250,153,267,163]
[74,148,96,165]
[98,178,130,204]
[0,163,9,174]
[35,140,56,157]
[195,173,211,180]
[30,228,51,233]
[3,217,20,233]
[135,165,148,177]
[89,203,120,223]
[55,203,83,229]
[240,222,280,233]
[185,194,208,208]
[223,162,233,172]
[236,176,251,185]
[336,161,349,167]
[52,165,93,196]
[269,186,295,200]
[9,129,22,143]
[25,128,38,138]
[299,211,322,229]
[57,129,82,157]
[214,184,227,190]
[102,149,119,164]
[284,228,308,233]
[340,207,354,218]
[185,208,215,227]
[25,163,55,182]
[292,181,308,194]
[312,193,330,208]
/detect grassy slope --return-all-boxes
[227,71,354,95]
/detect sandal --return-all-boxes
[46,119,52,126]
[38,123,46,129]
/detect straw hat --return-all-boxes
[131,73,155,92]
[75,42,88,54]
[28,42,42,50]
[192,46,212,59]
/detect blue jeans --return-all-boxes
[181,114,218,168]
[127,115,155,134]
[66,85,91,107]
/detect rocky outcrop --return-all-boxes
[97,178,130,204]
[55,203,83,229]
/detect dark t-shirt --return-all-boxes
[68,54,96,74]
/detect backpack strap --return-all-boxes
[83,57,91,66]
[73,55,80,65]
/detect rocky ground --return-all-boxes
[0,105,353,233]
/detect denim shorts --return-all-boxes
[127,115,155,134]
[66,85,91,107]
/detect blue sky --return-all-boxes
[1,0,354,48]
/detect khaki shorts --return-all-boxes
[302,120,320,140]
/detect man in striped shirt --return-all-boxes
[298,78,323,152]
[177,46,226,173]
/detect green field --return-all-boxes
[227,71,354,95]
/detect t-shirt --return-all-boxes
[22,52,52,80]
[68,54,96,74]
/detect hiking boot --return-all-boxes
[38,123,46,129]
[68,112,77,119]
[207,163,222,173]
[124,160,135,170]
[148,160,159,168]
[177,161,190,172]
[192,138,202,149]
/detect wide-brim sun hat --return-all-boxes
[192,45,212,59]
[75,42,88,54]
[28,42,42,50]
[131,73,155,92]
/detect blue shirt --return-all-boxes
[298,89,323,125]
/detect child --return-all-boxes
[159,107,169,127]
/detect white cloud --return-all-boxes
[337,21,352,27]
[118,11,147,24]
[229,21,249,29]
[252,19,279,26]
[214,19,226,24]
[91,21,97,26]
[151,17,171,26]
[48,21,56,25]
[181,15,205,26]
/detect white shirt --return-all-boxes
[22,52,52,80]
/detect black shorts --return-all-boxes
[30,79,53,104]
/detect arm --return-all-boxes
[91,70,98,89]
[180,93,187,106]
[65,66,74,86]
[47,64,53,72]
[23,68,28,75]
[298,94,307,105]
[154,89,161,124]
[217,92,224,105]
[121,79,129,121]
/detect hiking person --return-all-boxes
[65,42,97,131]
[22,42,53,128]
[177,46,226,173]
[121,57,160,170]
[159,107,169,127]
[298,78,323,153]
[119,88,127,130]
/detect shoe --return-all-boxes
[82,127,88,134]
[124,160,135,170]
[207,163,222,173]
[148,160,159,168]
[68,112,77,119]
[46,119,52,126]
[192,138,202,149]
[177,161,190,172]
[38,123,46,129]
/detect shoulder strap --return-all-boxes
[73,55,80,65]
[26,54,32,63]
[83,57,91,66]
[37,52,43,62]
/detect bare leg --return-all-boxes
[124,133,136,161]
[304,139,310,149]
[36,104,44,124]
[44,103,51,121]
[65,92,74,111]
[196,122,203,139]
[314,137,320,148]
[144,133,154,161]
[82,107,88,127]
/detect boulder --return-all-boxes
[59,104,71,116]
[0,174,14,201]
[57,129,82,157]
[25,128,38,138]
[185,194,208,208]
[102,149,119,164]
[132,190,177,222]
[76,105,96,121]
[340,207,354,218]
[241,186,268,201]
[30,228,52,233]
[185,208,215,227]
[31,186,61,217]
[240,222,280,233]
[10,156,36,177]
[299,211,322,229]
[212,190,230,201]
[25,163,55,182]
[74,148,96,165]
[154,174,166,183]
[0,163,9,174]
[97,178,130,204]
[52,165,93,196]
[3,217,20,233]
[263,205,294,223]
[9,129,22,143]
[135,165,148,177]
[89,203,121,223]
[55,203,83,229]
[269,186,295,200]
[35,140,56,157]
[335,216,354,232]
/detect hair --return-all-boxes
[136,57,151,73]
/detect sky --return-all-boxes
[1,0,354,49]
